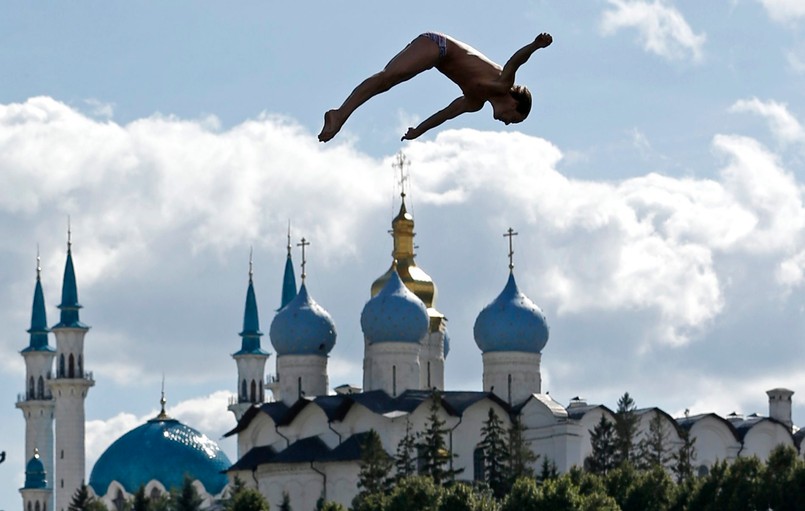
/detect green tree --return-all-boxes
[506,415,537,485]
[394,419,417,480]
[277,491,291,511]
[585,414,617,475]
[225,477,270,511]
[537,458,559,482]
[500,477,540,511]
[350,492,388,511]
[439,482,500,511]
[68,484,107,511]
[417,390,461,484]
[671,424,696,483]
[357,429,394,495]
[621,465,676,511]
[314,499,345,511]
[637,413,672,470]
[763,445,800,511]
[174,476,203,511]
[613,392,639,466]
[387,476,442,511]
[132,486,150,511]
[478,408,509,498]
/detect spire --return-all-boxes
[154,377,172,421]
[54,225,87,329]
[237,251,266,355]
[504,227,519,273]
[25,249,52,352]
[280,222,297,309]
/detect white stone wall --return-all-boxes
[21,488,52,511]
[482,351,541,406]
[741,420,795,461]
[234,353,269,405]
[275,355,328,405]
[17,400,55,497]
[363,341,421,397]
[418,330,445,391]
[687,416,741,472]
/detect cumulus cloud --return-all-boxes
[600,0,706,62]
[730,97,805,146]
[758,0,805,23]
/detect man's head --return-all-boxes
[492,85,531,125]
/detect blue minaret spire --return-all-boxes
[236,248,267,355]
[54,224,87,330]
[24,250,53,352]
[279,221,297,310]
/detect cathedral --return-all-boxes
[16,187,802,511]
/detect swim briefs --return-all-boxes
[422,32,447,59]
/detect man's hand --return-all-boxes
[535,33,552,48]
[401,127,421,141]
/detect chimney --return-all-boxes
[766,388,794,431]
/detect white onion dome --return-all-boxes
[474,272,549,353]
[269,283,336,356]
[361,264,428,344]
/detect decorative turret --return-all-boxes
[369,153,447,390]
[280,223,297,310]
[362,262,428,396]
[17,252,56,511]
[474,228,549,405]
[49,227,94,511]
[268,238,335,404]
[229,252,270,422]
[20,449,52,511]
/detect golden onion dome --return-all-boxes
[371,199,444,331]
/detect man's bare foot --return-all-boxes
[318,110,343,142]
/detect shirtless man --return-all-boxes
[318,32,553,143]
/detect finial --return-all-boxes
[36,244,41,281]
[155,374,171,420]
[287,220,292,256]
[248,247,254,282]
[67,216,72,249]
[392,151,410,200]
[297,237,310,281]
[504,227,519,271]
[33,447,40,459]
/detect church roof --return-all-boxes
[89,416,231,496]
[361,265,429,344]
[474,272,548,354]
[269,283,336,356]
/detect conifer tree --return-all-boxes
[356,429,393,496]
[225,476,270,511]
[538,457,559,482]
[671,424,697,483]
[394,419,417,480]
[278,491,292,511]
[585,414,617,475]
[506,414,537,485]
[68,484,107,511]
[613,392,639,466]
[637,413,672,470]
[479,407,509,498]
[132,486,150,511]
[417,389,462,485]
[175,476,203,511]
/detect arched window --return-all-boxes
[68,354,75,378]
[59,354,65,377]
[27,501,32,511]
[29,376,35,399]
[392,365,397,397]
[43,503,46,511]
[473,446,486,481]
[78,355,83,377]
[298,376,302,399]
[37,376,45,399]
[113,489,126,511]
[35,500,40,511]
[260,385,264,402]
[150,487,161,500]
[241,379,247,401]
[698,465,710,477]
[250,380,257,403]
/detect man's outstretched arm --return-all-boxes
[499,33,553,87]
[402,96,483,140]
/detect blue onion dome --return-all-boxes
[89,415,231,496]
[361,264,428,344]
[474,272,549,353]
[269,283,336,356]
[24,449,47,489]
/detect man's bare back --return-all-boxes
[318,32,552,143]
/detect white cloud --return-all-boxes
[730,97,805,146]
[600,0,706,62]
[758,0,805,23]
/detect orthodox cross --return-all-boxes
[504,227,518,271]
[297,237,310,280]
[392,151,410,199]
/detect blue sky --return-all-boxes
[3,0,805,506]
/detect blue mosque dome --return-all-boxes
[474,272,549,354]
[269,283,336,356]
[24,450,47,489]
[89,413,231,496]
[361,265,428,344]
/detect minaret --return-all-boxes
[16,252,56,510]
[20,449,52,511]
[269,238,336,405]
[370,153,447,390]
[229,250,270,422]
[279,223,297,310]
[474,228,549,406]
[49,229,94,511]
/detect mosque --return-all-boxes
[15,169,803,511]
